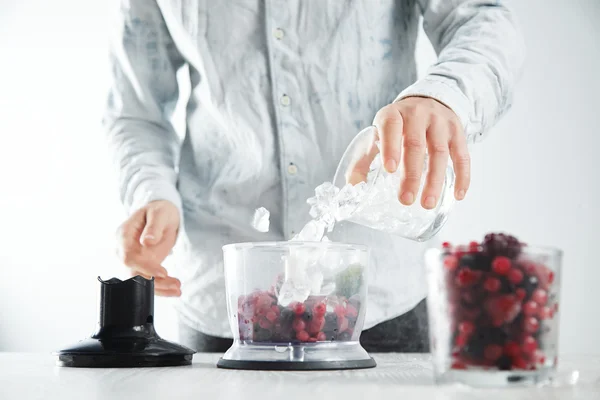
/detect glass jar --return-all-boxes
[332,125,455,242]
[217,241,376,370]
[424,234,563,387]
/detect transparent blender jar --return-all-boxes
[217,241,376,370]
[331,125,455,241]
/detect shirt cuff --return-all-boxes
[395,76,481,143]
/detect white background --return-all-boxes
[0,0,598,355]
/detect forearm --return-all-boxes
[398,0,526,142]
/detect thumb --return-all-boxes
[140,206,169,247]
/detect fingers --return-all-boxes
[449,122,471,200]
[421,120,450,209]
[123,248,169,278]
[374,105,403,173]
[141,206,169,246]
[130,270,181,297]
[346,139,379,185]
[398,110,428,205]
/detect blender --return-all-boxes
[217,241,376,370]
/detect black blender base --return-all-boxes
[217,357,376,371]
[57,353,193,368]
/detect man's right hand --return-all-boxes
[117,200,182,297]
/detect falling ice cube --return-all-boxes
[291,219,326,242]
[251,207,270,232]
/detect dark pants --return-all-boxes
[178,299,429,353]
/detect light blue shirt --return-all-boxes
[103,0,525,337]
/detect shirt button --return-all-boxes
[287,164,298,175]
[273,28,285,40]
[280,94,290,106]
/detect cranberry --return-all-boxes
[271,305,281,314]
[532,289,548,306]
[508,268,524,284]
[308,318,325,334]
[458,321,475,336]
[334,305,346,318]
[512,357,529,370]
[292,319,306,332]
[492,256,511,275]
[455,334,468,348]
[533,350,546,365]
[483,233,522,258]
[523,317,540,333]
[337,316,349,332]
[484,277,501,292]
[293,302,306,315]
[455,268,478,286]
[313,303,326,317]
[538,306,552,320]
[266,311,278,323]
[451,361,467,370]
[485,294,521,324]
[259,318,273,330]
[442,241,452,249]
[522,336,538,354]
[345,303,358,318]
[316,332,327,341]
[516,288,527,300]
[504,341,521,358]
[307,337,318,343]
[469,241,480,252]
[256,293,272,309]
[296,330,310,342]
[484,344,503,361]
[444,255,459,272]
[523,301,539,316]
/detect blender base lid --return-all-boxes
[216,357,376,371]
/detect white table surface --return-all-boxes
[0,353,598,400]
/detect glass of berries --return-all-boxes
[424,233,562,386]
[218,241,375,369]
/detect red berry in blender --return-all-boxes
[485,294,521,324]
[523,317,540,333]
[508,268,524,284]
[256,293,272,309]
[308,318,325,334]
[455,334,468,348]
[334,304,346,318]
[504,341,521,358]
[484,277,501,292]
[442,241,452,249]
[293,302,306,315]
[292,319,306,332]
[259,318,273,330]
[533,350,546,365]
[455,268,478,287]
[337,316,349,333]
[444,255,459,272]
[522,336,538,354]
[313,302,326,317]
[316,332,327,341]
[484,344,503,361]
[458,321,475,336]
[512,357,529,370]
[532,289,548,306]
[296,330,310,342]
[266,311,278,323]
[492,256,511,275]
[345,303,358,318]
[451,361,467,369]
[523,301,539,316]
[516,288,527,300]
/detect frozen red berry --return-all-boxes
[259,318,273,330]
[442,241,452,249]
[504,341,521,358]
[334,304,346,318]
[266,311,278,323]
[484,344,503,361]
[523,317,540,333]
[293,302,306,315]
[458,321,475,336]
[508,268,524,284]
[532,289,548,306]
[538,306,553,320]
[308,318,325,334]
[455,334,468,348]
[492,256,511,275]
[292,319,306,332]
[512,356,529,370]
[296,330,310,341]
[313,302,326,317]
[516,288,527,300]
[485,294,521,324]
[484,277,501,292]
[337,316,349,333]
[522,336,538,354]
[523,301,539,316]
[443,255,459,272]
[469,241,479,252]
[455,268,478,287]
[345,303,358,318]
[451,361,467,369]
[256,293,273,309]
[316,332,327,341]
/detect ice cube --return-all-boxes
[291,219,326,242]
[334,183,362,221]
[314,182,339,202]
[277,280,311,306]
[318,282,336,296]
[251,207,270,232]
